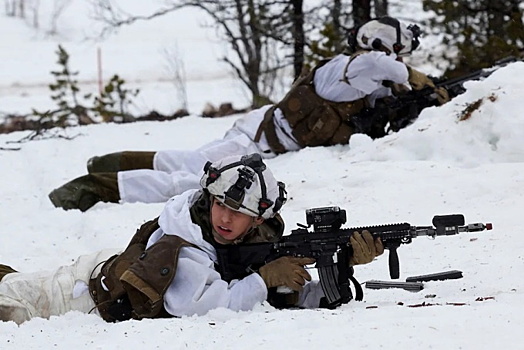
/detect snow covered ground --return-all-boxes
[0,1,250,117]
[1,1,523,349]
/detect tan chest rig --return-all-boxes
[255,55,366,154]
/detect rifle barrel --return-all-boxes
[412,222,492,238]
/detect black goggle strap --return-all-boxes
[254,167,272,215]
[377,16,403,54]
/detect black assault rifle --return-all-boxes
[351,56,521,138]
[215,206,492,305]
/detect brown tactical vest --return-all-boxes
[88,217,197,321]
[89,192,285,322]
[255,55,366,154]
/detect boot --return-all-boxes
[0,264,17,282]
[48,173,120,212]
[0,295,31,325]
[87,151,156,173]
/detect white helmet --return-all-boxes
[200,153,287,219]
[355,16,420,56]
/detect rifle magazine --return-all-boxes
[365,280,424,292]
[318,265,342,304]
[406,270,463,282]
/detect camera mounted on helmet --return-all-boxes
[201,153,287,219]
[407,23,421,51]
[223,166,255,210]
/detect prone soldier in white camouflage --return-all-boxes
[49,16,446,211]
[1,154,383,324]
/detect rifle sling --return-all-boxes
[350,275,363,301]
[337,250,363,303]
[254,105,287,155]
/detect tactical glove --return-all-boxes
[407,66,435,90]
[407,66,450,105]
[349,230,384,266]
[259,256,315,291]
[391,83,411,96]
[434,87,450,105]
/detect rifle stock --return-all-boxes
[215,206,492,305]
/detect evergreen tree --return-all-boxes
[41,44,91,127]
[91,75,139,123]
[32,45,141,135]
[423,0,524,76]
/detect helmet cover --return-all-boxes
[200,154,286,219]
[356,16,420,56]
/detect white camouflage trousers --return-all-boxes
[0,249,119,324]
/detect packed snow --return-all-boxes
[1,1,522,349]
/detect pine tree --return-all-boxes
[423,0,524,76]
[32,44,92,128]
[32,45,141,130]
[91,75,140,123]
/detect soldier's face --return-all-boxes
[210,197,263,244]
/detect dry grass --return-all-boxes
[458,93,498,121]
